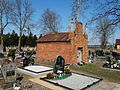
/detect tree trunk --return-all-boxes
[0,13,3,53]
[18,30,22,51]
[0,30,4,53]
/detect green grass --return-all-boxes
[36,59,120,84]
[46,74,72,80]
[70,64,120,84]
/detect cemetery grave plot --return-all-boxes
[24,65,53,73]
[40,56,102,90]
[103,56,120,70]
[95,51,120,70]
[0,60,17,83]
[42,56,72,80]
[17,65,53,77]
[0,59,24,89]
[17,52,53,77]
[41,73,102,90]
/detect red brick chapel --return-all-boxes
[36,21,88,64]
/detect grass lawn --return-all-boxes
[35,59,120,84]
[70,64,120,84]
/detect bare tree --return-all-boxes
[92,0,120,26]
[0,0,13,52]
[71,0,89,21]
[72,0,120,28]
[12,0,34,51]
[71,0,92,34]
[40,9,61,34]
[95,17,115,49]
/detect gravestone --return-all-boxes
[0,62,16,83]
[23,55,34,67]
[53,56,65,75]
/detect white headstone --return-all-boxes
[1,63,16,83]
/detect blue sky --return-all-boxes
[30,0,94,43]
[5,0,120,45]
[31,0,119,45]
[31,0,72,32]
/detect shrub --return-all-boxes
[27,50,36,56]
[46,73,54,79]
[64,69,71,74]
[0,53,4,58]
[116,55,120,60]
[7,49,16,59]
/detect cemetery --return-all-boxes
[0,53,103,90]
[103,56,120,70]
[16,55,102,90]
[0,0,120,89]
[0,48,120,90]
[0,46,120,90]
[0,23,119,89]
[102,51,120,70]
[89,49,120,70]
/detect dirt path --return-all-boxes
[0,73,51,90]
[87,80,120,90]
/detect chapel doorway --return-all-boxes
[77,48,82,64]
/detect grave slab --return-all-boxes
[41,73,102,90]
[24,66,52,73]
[17,65,53,77]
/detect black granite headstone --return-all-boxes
[23,55,34,67]
[53,56,65,75]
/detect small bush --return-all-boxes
[27,50,36,56]
[115,55,120,60]
[64,69,71,74]
[0,53,4,58]
[7,49,16,59]
[46,73,54,79]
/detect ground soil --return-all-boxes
[0,73,52,90]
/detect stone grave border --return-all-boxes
[40,72,103,90]
[19,66,53,74]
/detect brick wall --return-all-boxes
[36,42,71,64]
[69,22,88,63]
[36,22,88,64]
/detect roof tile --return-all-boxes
[36,32,70,43]
[116,39,120,45]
